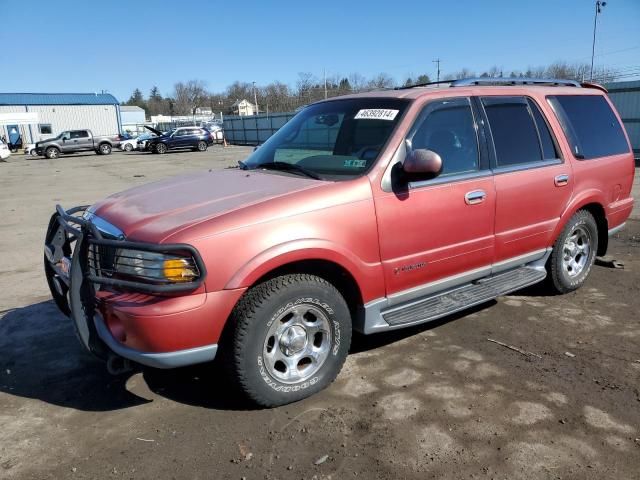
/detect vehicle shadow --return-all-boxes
[0,300,251,412]
[0,298,498,412]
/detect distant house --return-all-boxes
[195,107,212,115]
[231,99,256,116]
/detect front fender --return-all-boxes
[224,238,384,303]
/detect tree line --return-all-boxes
[122,61,622,117]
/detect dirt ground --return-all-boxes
[1,148,639,480]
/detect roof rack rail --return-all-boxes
[451,77,581,87]
[395,79,454,90]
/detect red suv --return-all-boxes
[44,78,635,407]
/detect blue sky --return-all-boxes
[1,0,638,102]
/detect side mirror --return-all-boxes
[402,149,442,179]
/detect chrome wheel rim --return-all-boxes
[100,145,110,154]
[562,225,591,277]
[198,142,206,151]
[49,149,58,158]
[157,144,166,153]
[125,144,132,151]
[263,304,332,384]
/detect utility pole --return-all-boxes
[324,69,328,99]
[252,81,259,116]
[590,1,607,82]
[433,59,441,82]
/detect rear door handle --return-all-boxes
[465,190,486,205]
[555,174,570,187]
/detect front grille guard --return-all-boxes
[51,204,207,294]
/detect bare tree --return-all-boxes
[367,73,396,89]
[173,80,208,115]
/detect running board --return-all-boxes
[374,266,546,330]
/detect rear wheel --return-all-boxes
[197,141,207,152]
[45,147,60,159]
[155,143,167,154]
[99,143,112,155]
[548,210,598,293]
[221,274,352,407]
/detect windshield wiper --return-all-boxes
[255,161,323,180]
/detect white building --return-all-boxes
[119,105,147,136]
[0,93,121,145]
[231,99,256,116]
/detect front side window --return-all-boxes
[70,130,89,139]
[482,97,544,167]
[547,95,629,159]
[408,97,479,176]
[242,98,410,180]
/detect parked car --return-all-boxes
[134,131,158,151]
[203,123,224,143]
[146,126,214,153]
[119,137,138,152]
[44,78,634,407]
[24,143,38,156]
[35,130,122,159]
[0,141,10,160]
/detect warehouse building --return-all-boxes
[606,80,640,160]
[0,93,121,146]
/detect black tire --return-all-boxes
[548,210,598,294]
[221,274,352,407]
[45,147,60,159]
[99,143,112,155]
[155,143,167,154]
[197,141,207,152]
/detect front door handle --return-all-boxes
[555,174,570,187]
[465,190,486,205]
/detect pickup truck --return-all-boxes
[44,78,635,407]
[36,130,122,159]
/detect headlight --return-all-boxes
[114,248,200,283]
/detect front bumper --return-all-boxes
[44,205,241,368]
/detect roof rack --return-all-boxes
[397,77,581,90]
[451,78,581,87]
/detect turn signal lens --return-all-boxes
[163,258,198,282]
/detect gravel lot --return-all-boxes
[1,148,639,479]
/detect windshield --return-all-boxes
[242,98,410,180]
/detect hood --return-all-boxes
[143,125,163,136]
[91,169,323,242]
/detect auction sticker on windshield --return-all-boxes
[354,109,399,121]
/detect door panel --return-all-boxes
[375,176,496,296]
[494,164,572,260]
[375,97,495,297]
[480,96,573,262]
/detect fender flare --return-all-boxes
[551,188,608,242]
[224,238,379,292]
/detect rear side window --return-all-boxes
[547,95,629,159]
[482,97,542,167]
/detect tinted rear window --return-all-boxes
[547,95,629,159]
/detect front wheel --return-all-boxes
[155,143,167,154]
[124,143,133,152]
[45,147,60,159]
[548,210,598,294]
[221,274,352,407]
